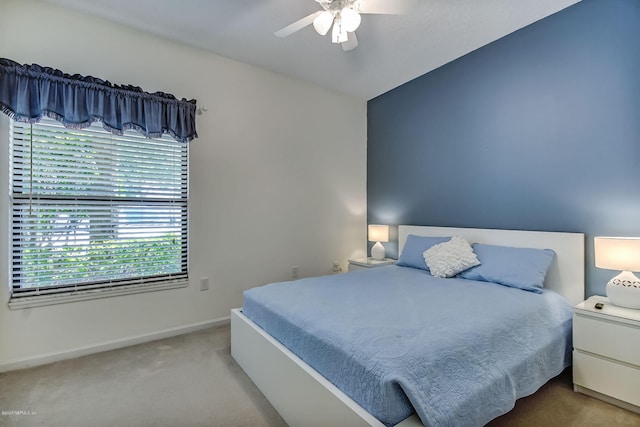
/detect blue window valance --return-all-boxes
[0,58,197,143]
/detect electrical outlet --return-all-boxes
[200,277,209,291]
[333,262,342,273]
[291,266,299,279]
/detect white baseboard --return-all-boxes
[574,384,640,415]
[0,316,230,373]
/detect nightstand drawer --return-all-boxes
[574,314,640,366]
[348,263,367,272]
[573,351,640,407]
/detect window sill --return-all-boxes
[7,279,189,310]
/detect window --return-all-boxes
[9,118,188,308]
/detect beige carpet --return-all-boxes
[0,325,638,427]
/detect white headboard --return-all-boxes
[399,225,585,306]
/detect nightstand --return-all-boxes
[573,295,640,414]
[347,257,395,272]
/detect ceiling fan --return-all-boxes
[275,0,417,51]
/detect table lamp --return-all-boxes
[594,236,640,309]
[368,225,389,261]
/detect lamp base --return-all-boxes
[371,241,385,261]
[606,271,640,309]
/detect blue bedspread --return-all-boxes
[242,265,573,427]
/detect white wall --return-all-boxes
[0,0,367,369]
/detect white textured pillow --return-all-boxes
[423,236,480,278]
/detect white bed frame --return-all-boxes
[231,225,585,427]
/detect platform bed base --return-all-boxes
[230,309,422,427]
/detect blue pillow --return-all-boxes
[459,243,556,293]
[396,235,451,271]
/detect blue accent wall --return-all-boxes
[367,0,640,297]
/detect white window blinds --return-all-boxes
[9,118,188,300]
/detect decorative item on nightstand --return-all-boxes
[594,236,640,309]
[368,224,389,261]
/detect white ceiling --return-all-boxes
[40,0,581,100]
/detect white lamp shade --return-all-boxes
[594,237,640,272]
[368,225,389,243]
[313,11,334,36]
[341,7,361,32]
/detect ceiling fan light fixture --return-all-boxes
[276,0,416,51]
[313,10,334,36]
[331,17,348,43]
[341,7,361,32]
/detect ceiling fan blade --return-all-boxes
[358,0,419,15]
[342,32,358,51]
[275,11,323,38]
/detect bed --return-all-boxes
[231,225,585,427]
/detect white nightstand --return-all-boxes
[347,257,395,272]
[573,295,640,414]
